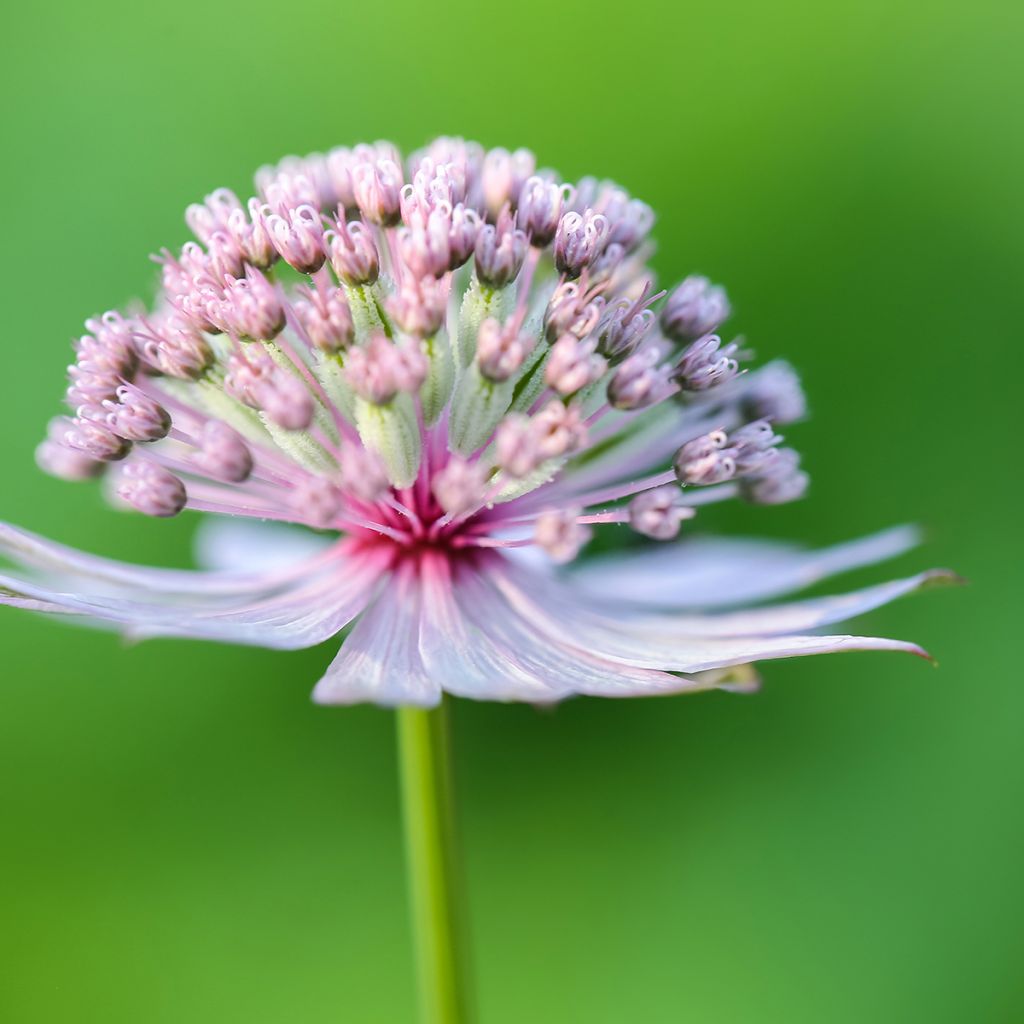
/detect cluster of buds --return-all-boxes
[35,136,808,561]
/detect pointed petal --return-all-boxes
[569,525,923,608]
[489,556,933,674]
[312,564,441,707]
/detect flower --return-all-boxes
[0,138,957,706]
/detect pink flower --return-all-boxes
[0,138,957,706]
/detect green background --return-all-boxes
[1,1,1020,1020]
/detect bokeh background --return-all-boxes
[1,1,1021,1021]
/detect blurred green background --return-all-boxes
[1,0,1021,1021]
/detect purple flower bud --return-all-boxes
[474,210,528,288]
[596,188,655,253]
[628,485,694,540]
[66,363,122,406]
[476,318,535,383]
[387,277,447,337]
[536,401,587,456]
[673,334,741,392]
[192,420,253,483]
[495,414,538,477]
[289,476,342,528]
[396,205,452,279]
[324,219,380,286]
[544,281,605,342]
[544,335,608,396]
[554,210,610,278]
[447,204,482,270]
[219,266,286,341]
[352,158,403,227]
[517,177,574,247]
[263,204,326,275]
[607,343,675,411]
[257,162,321,212]
[137,313,213,380]
[431,457,488,516]
[595,286,659,361]
[186,188,243,245]
[344,334,428,405]
[226,199,278,270]
[740,448,809,505]
[80,311,138,377]
[482,147,536,219]
[36,417,105,481]
[117,461,187,517]
[673,429,735,485]
[102,385,171,442]
[662,275,731,342]
[534,508,591,563]
[65,417,132,462]
[293,286,354,353]
[326,147,359,211]
[225,348,314,430]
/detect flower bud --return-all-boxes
[117,462,187,517]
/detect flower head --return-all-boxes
[0,138,955,706]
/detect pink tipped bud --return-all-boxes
[220,266,286,340]
[544,334,607,396]
[137,313,213,380]
[66,363,122,406]
[476,318,534,382]
[431,457,488,517]
[77,312,138,378]
[544,281,606,342]
[448,204,482,270]
[662,275,731,343]
[225,348,315,430]
[494,414,540,478]
[290,476,342,528]
[117,461,187,517]
[36,418,105,481]
[532,400,588,460]
[352,158,403,226]
[396,206,452,279]
[192,420,253,483]
[673,334,741,392]
[595,188,655,253]
[474,209,528,288]
[673,430,735,485]
[326,147,359,211]
[607,343,675,411]
[482,147,536,219]
[628,486,695,541]
[262,204,326,275]
[534,508,591,564]
[325,218,380,286]
[65,417,131,462]
[293,286,354,353]
[225,199,278,270]
[517,177,573,247]
[344,334,429,405]
[186,188,242,244]
[338,444,390,503]
[554,210,610,278]
[387,277,447,337]
[102,385,171,442]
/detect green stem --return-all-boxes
[397,697,474,1024]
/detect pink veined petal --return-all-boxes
[568,525,923,609]
[0,520,341,597]
[0,532,389,650]
[416,552,570,702]
[312,562,441,707]
[455,566,706,699]
[487,555,933,674]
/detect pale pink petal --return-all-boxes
[569,525,922,608]
[312,564,441,707]
[488,555,932,675]
[417,554,569,702]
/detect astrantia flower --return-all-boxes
[1,137,955,706]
